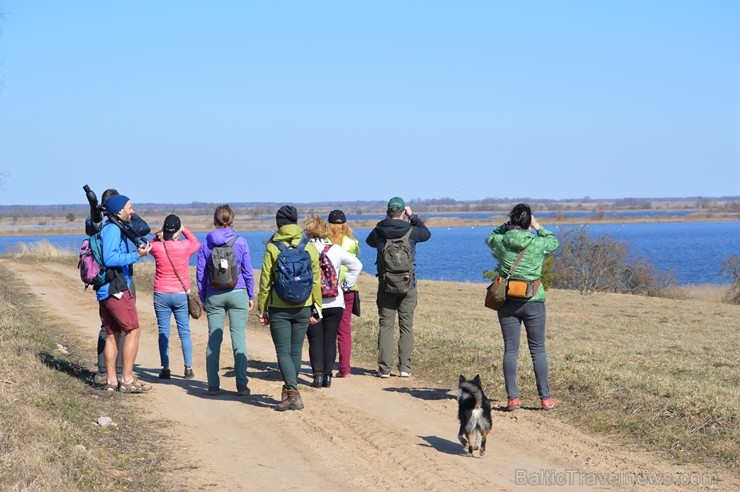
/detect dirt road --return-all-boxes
[7,259,730,491]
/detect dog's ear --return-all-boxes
[458,375,466,384]
[473,374,482,385]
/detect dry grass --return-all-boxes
[0,262,187,491]
[348,276,739,474]
[7,239,77,257]
[3,243,739,483]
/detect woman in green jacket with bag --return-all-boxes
[485,203,559,412]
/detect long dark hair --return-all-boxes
[508,203,532,229]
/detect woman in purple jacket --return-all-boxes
[196,204,254,396]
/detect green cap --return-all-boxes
[387,196,405,213]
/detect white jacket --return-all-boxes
[309,238,362,309]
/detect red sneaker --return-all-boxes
[541,398,559,410]
[507,398,521,411]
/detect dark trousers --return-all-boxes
[306,307,343,375]
[269,306,311,390]
[376,288,418,374]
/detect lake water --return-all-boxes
[1,221,738,285]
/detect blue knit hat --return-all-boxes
[103,194,130,214]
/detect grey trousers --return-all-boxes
[498,300,551,400]
[376,288,418,374]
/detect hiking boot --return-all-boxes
[94,372,108,385]
[277,388,303,411]
[158,368,171,379]
[541,398,559,411]
[184,367,194,379]
[507,398,521,412]
[236,384,251,396]
[311,372,324,388]
[207,387,221,396]
[288,389,304,410]
[280,385,290,403]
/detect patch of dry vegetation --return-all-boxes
[0,263,186,491]
[348,277,739,474]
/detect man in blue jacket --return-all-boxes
[97,194,152,392]
[86,188,150,385]
[366,196,431,378]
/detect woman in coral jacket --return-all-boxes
[149,214,201,381]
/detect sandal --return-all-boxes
[103,383,118,392]
[130,377,153,391]
[118,380,144,393]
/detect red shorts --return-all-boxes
[99,290,140,335]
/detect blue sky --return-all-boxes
[0,1,738,206]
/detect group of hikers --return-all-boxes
[87,188,559,412]
[86,190,433,411]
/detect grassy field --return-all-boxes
[1,245,738,488]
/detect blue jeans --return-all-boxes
[498,300,551,400]
[205,289,250,389]
[268,306,311,390]
[153,292,192,368]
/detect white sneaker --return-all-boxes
[378,372,391,379]
[399,371,411,378]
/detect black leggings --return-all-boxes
[306,307,343,374]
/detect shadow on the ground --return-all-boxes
[383,386,456,401]
[418,435,465,456]
[38,351,98,387]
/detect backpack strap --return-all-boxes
[274,234,308,252]
[162,240,189,293]
[505,247,528,280]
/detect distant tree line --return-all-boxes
[2,196,739,220]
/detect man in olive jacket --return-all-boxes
[366,196,431,378]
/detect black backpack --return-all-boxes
[378,229,414,295]
[209,236,240,289]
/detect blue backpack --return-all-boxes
[273,235,313,304]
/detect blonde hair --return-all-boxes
[304,215,329,240]
[328,223,354,246]
[213,204,234,228]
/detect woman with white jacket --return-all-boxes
[304,215,362,389]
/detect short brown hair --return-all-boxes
[213,204,234,228]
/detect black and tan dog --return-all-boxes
[457,374,493,457]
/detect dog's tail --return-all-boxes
[459,381,484,408]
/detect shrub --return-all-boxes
[551,227,670,295]
[722,255,740,304]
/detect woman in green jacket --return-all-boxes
[485,203,559,412]
[257,205,322,411]
[327,209,361,378]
